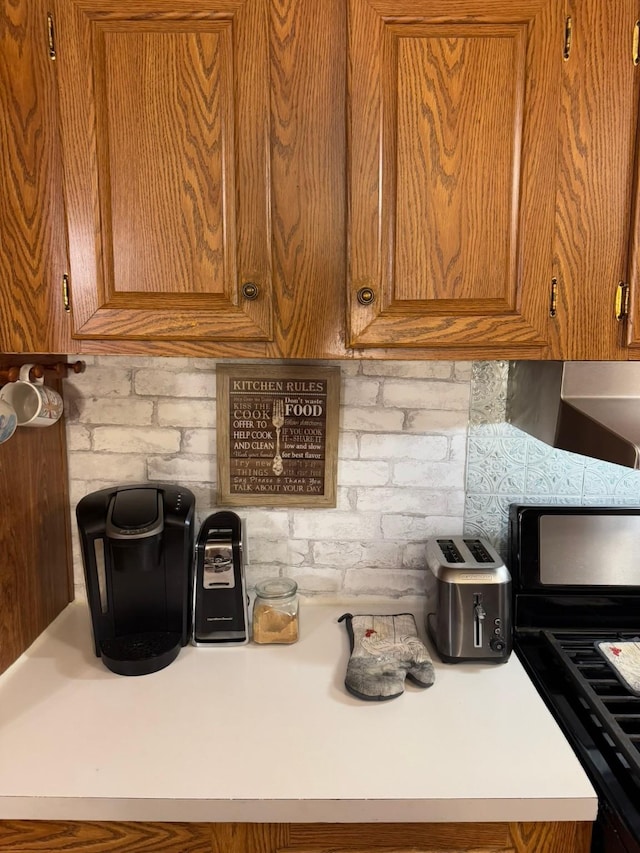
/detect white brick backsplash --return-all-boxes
[236,509,289,539]
[362,361,454,380]
[313,541,363,566]
[343,568,427,597]
[338,434,358,458]
[383,379,470,411]
[70,480,129,505]
[65,355,475,599]
[69,479,91,506]
[335,487,353,510]
[287,567,344,594]
[406,409,468,434]
[147,455,215,483]
[244,563,289,588]
[454,362,473,381]
[249,538,291,564]
[382,514,464,539]
[93,427,181,454]
[342,377,380,406]
[446,491,466,515]
[97,356,191,369]
[341,407,404,432]
[182,429,216,455]
[403,542,428,569]
[360,434,448,461]
[68,452,146,482]
[66,367,132,397]
[450,434,468,462]
[355,487,448,514]
[157,400,215,427]
[292,511,381,540]
[313,540,402,569]
[74,398,154,425]
[393,460,465,490]
[134,369,216,398]
[337,459,389,486]
[66,424,91,451]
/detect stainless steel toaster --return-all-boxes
[426,536,512,663]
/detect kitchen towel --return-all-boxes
[595,639,640,696]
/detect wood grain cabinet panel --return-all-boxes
[0,821,592,853]
[0,360,73,676]
[550,0,639,360]
[624,1,640,356]
[347,0,563,350]
[0,0,75,353]
[52,0,272,342]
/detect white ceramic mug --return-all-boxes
[0,397,18,444]
[0,364,64,427]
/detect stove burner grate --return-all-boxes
[543,630,640,781]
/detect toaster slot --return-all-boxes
[464,539,493,564]
[437,539,464,563]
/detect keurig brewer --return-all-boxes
[76,484,195,675]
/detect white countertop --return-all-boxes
[0,600,597,824]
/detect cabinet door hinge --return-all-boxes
[563,16,573,61]
[549,277,558,317]
[615,281,630,321]
[633,20,640,65]
[47,12,56,60]
[62,274,71,312]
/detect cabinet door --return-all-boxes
[53,0,272,342]
[550,0,638,360]
[0,0,74,353]
[625,5,640,356]
[348,0,562,350]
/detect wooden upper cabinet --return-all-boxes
[550,0,639,361]
[347,0,563,350]
[53,0,272,342]
[625,5,640,357]
[0,0,74,353]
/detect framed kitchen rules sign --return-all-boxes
[216,364,340,507]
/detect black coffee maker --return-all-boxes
[76,484,195,675]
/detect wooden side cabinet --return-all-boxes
[52,0,273,343]
[0,820,593,853]
[347,0,563,351]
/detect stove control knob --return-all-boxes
[490,637,506,653]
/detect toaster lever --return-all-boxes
[473,595,485,649]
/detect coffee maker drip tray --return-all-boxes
[100,631,182,676]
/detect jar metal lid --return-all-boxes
[255,577,298,599]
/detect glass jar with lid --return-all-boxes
[252,577,299,644]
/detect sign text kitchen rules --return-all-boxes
[216,364,340,507]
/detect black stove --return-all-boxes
[510,505,640,853]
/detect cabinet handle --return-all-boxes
[62,274,71,312]
[633,21,640,65]
[615,281,630,321]
[241,282,259,300]
[549,278,558,318]
[356,286,376,306]
[563,16,572,61]
[47,13,56,61]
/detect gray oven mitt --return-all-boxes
[338,613,435,701]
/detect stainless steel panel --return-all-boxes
[539,514,640,586]
[203,539,235,589]
[507,361,640,469]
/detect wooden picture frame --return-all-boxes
[216,364,340,507]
